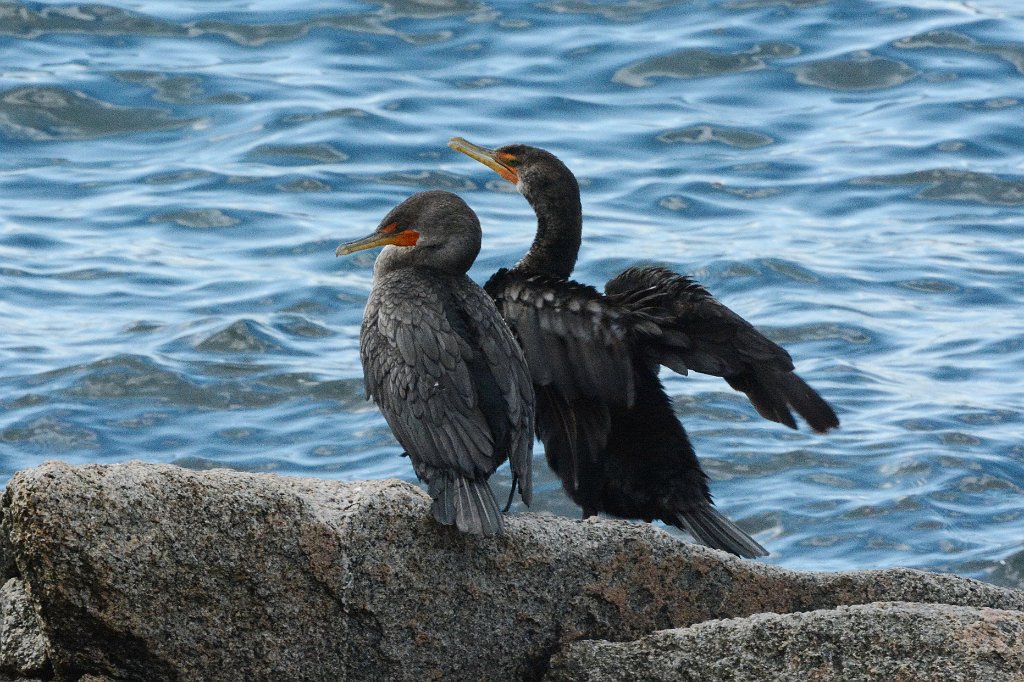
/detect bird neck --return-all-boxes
[515,184,582,279]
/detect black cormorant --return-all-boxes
[337,190,535,536]
[449,137,840,557]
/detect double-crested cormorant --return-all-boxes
[337,190,535,536]
[449,137,840,557]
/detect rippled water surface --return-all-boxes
[2,0,1023,584]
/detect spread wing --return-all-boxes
[485,268,642,493]
[361,271,534,487]
[485,268,637,407]
[605,265,839,433]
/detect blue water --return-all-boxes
[2,0,1023,584]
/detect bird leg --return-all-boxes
[502,474,519,513]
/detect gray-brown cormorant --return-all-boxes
[337,190,535,536]
[449,137,840,557]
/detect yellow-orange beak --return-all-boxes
[336,223,419,256]
[448,136,519,185]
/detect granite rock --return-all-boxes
[1,461,1022,681]
[0,578,48,678]
[546,601,1024,681]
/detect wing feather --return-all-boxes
[486,268,636,407]
[453,281,536,504]
[363,271,504,479]
[605,265,839,432]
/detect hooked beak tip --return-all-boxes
[448,136,518,185]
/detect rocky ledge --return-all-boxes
[0,462,1021,681]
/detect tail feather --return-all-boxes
[456,477,504,536]
[429,477,457,526]
[673,506,768,559]
[430,476,504,537]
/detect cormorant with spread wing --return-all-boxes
[448,137,839,556]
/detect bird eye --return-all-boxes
[498,153,519,168]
